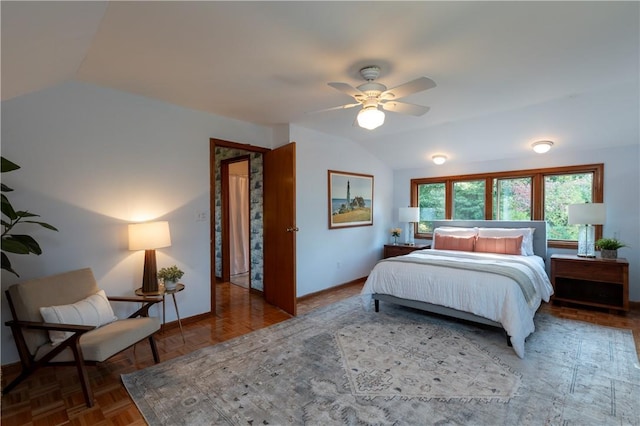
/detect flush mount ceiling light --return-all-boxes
[357,105,385,130]
[432,155,447,165]
[532,140,554,154]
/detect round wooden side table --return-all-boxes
[136,283,185,343]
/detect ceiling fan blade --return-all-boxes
[380,77,436,100]
[381,101,430,116]
[328,82,364,98]
[307,103,361,114]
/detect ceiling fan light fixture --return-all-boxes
[432,154,447,165]
[532,140,553,154]
[357,106,385,130]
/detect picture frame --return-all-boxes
[328,170,374,229]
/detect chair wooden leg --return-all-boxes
[149,335,160,363]
[70,340,94,407]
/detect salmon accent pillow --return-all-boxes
[433,235,476,252]
[475,235,524,255]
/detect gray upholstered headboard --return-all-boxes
[431,220,547,259]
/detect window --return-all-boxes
[453,180,485,220]
[544,173,594,240]
[493,177,532,221]
[411,164,603,248]
[417,182,445,233]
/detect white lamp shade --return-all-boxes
[128,221,172,250]
[357,107,385,130]
[568,203,606,225]
[399,207,420,223]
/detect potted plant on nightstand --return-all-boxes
[596,238,626,259]
[158,265,184,290]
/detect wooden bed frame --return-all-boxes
[372,220,548,343]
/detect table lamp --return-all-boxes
[568,203,605,258]
[399,207,420,246]
[128,221,172,292]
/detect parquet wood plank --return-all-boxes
[1,279,638,425]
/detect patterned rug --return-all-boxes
[122,296,640,425]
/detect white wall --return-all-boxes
[1,81,273,364]
[290,125,393,297]
[393,143,640,301]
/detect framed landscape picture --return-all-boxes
[328,170,374,229]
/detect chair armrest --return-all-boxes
[108,296,162,304]
[5,319,95,333]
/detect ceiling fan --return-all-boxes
[319,66,436,130]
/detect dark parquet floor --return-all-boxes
[1,280,638,425]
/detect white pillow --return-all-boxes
[477,227,535,256]
[39,290,118,345]
[433,227,478,237]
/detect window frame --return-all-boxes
[410,163,604,249]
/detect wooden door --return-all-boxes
[263,142,297,315]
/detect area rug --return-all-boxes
[122,296,640,425]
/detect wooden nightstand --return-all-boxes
[383,244,430,259]
[550,254,629,313]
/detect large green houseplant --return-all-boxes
[1,157,58,276]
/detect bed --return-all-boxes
[361,220,554,358]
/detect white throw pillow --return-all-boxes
[433,227,478,237]
[477,227,535,256]
[39,289,118,345]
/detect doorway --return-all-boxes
[226,159,250,289]
[210,138,297,316]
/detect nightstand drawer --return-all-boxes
[553,260,624,283]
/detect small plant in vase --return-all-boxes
[596,238,626,259]
[390,228,402,245]
[158,265,184,290]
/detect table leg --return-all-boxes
[162,294,166,330]
[171,293,185,343]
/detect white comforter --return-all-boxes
[361,249,554,358]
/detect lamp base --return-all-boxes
[141,249,159,293]
[403,222,416,246]
[576,224,596,258]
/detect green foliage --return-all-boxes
[1,157,58,276]
[417,183,445,233]
[453,180,485,220]
[544,173,593,240]
[158,265,184,282]
[493,177,532,220]
[596,238,626,250]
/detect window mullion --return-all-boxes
[484,177,493,220]
[532,173,544,220]
[445,180,453,219]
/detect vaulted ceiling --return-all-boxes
[2,1,638,169]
